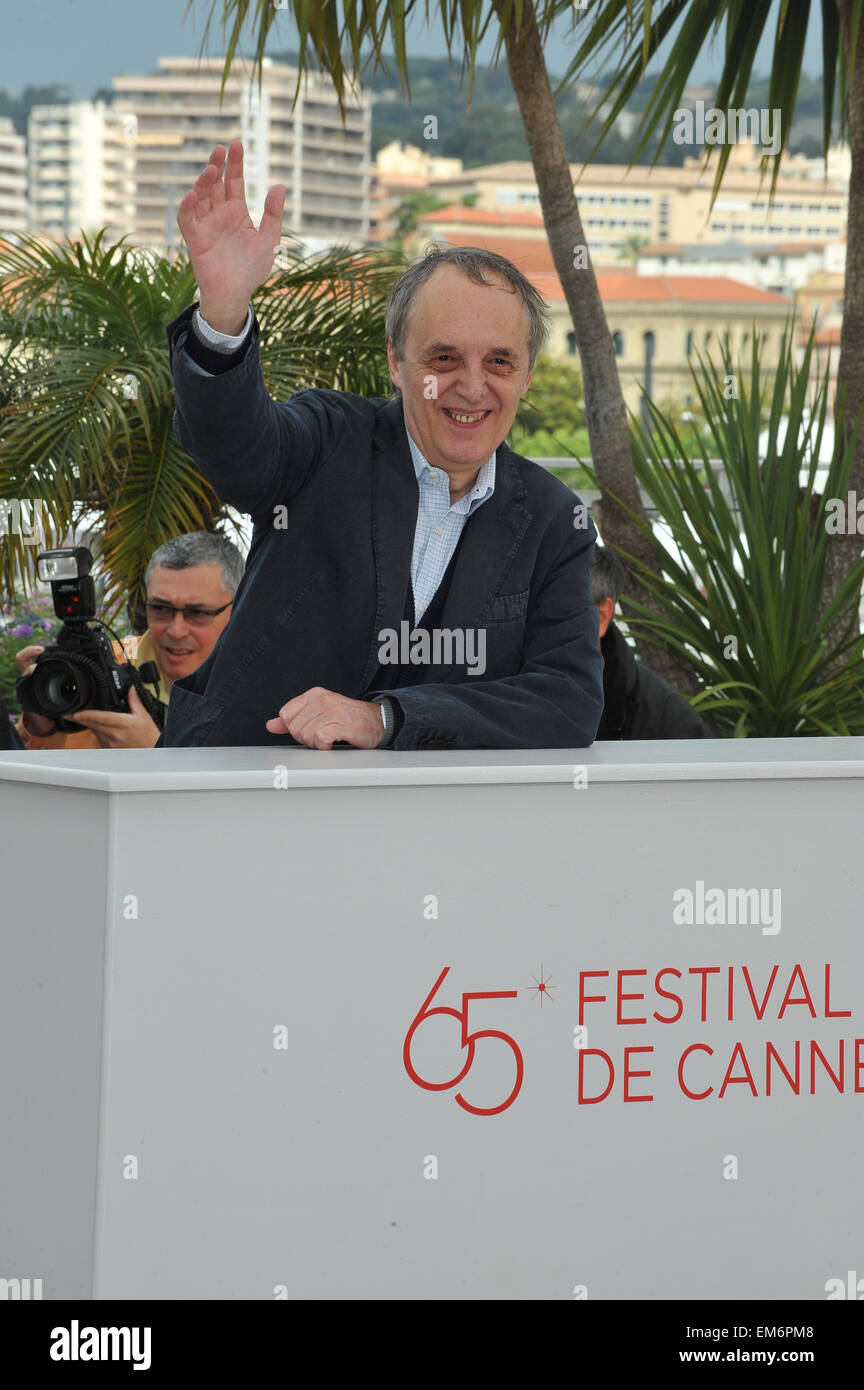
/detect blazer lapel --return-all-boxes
[358,397,419,689]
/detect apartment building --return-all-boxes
[28,101,136,241]
[429,143,848,257]
[110,56,370,252]
[0,118,29,237]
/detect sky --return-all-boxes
[0,0,824,101]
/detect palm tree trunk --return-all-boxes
[493,0,699,696]
[826,1,864,634]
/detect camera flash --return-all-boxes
[37,555,80,582]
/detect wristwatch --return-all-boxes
[372,697,395,748]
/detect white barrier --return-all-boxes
[0,740,862,1300]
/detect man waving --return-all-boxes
[163,139,602,750]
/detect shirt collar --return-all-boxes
[405,427,496,510]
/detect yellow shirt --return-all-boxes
[15,629,169,750]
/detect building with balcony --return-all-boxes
[428,142,848,258]
[110,56,371,253]
[28,101,136,242]
[0,117,29,238]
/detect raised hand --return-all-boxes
[176,139,286,335]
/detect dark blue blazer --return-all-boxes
[161,303,603,749]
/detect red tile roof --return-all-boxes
[418,204,545,228]
[419,230,557,272]
[415,219,792,303]
[529,271,791,304]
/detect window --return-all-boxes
[685,330,694,357]
[566,331,578,356]
[612,330,625,357]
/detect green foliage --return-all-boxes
[604,330,864,737]
[0,592,59,715]
[509,357,589,473]
[0,232,401,624]
[514,427,591,459]
[616,235,650,263]
[391,192,449,235]
[513,356,586,436]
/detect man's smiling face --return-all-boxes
[387,264,533,496]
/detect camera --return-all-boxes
[15,547,164,733]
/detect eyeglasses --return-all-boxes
[145,600,233,628]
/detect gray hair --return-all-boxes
[590,546,626,606]
[145,531,245,596]
[385,245,550,374]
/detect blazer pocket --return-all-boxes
[481,590,530,623]
[164,681,225,746]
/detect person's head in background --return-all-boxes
[590,545,626,650]
[145,531,244,686]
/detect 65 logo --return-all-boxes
[403,966,524,1116]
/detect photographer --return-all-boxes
[15,531,242,750]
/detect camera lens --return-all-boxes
[45,672,78,706]
[34,658,95,715]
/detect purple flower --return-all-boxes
[41,620,53,632]
[10,623,34,638]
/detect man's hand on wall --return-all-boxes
[266,688,385,750]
